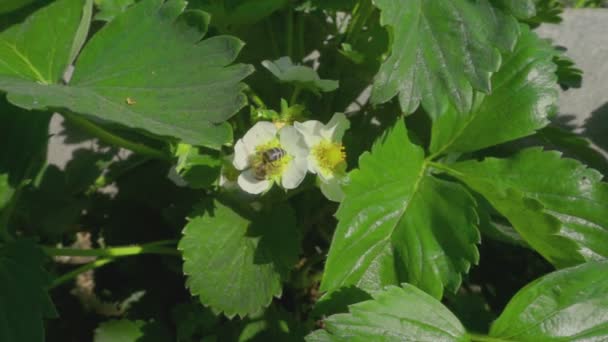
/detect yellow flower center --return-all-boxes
[312,140,346,177]
[250,138,292,181]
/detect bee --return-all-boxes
[252,147,287,180]
[262,147,286,163]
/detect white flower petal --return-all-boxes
[281,157,307,189]
[238,170,272,194]
[320,176,345,202]
[279,125,308,158]
[243,121,278,148]
[323,113,350,141]
[307,154,320,174]
[294,120,323,147]
[233,139,250,170]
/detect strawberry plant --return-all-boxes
[0,0,607,341]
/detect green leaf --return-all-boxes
[172,143,221,189]
[321,121,480,299]
[450,147,608,267]
[0,240,57,342]
[553,49,582,90]
[490,261,608,341]
[190,0,288,28]
[0,0,91,84]
[179,201,299,318]
[93,0,136,22]
[370,0,520,116]
[430,27,557,155]
[94,319,145,342]
[0,174,12,209]
[492,0,536,19]
[262,57,339,95]
[307,284,469,342]
[524,0,562,27]
[0,0,254,149]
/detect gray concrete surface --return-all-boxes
[536,9,608,154]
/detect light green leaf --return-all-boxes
[490,261,608,341]
[307,284,469,342]
[449,147,608,267]
[94,319,145,342]
[321,121,480,299]
[172,143,221,189]
[0,0,91,84]
[430,27,557,156]
[371,0,520,116]
[93,0,136,22]
[262,57,339,95]
[179,201,299,318]
[190,0,288,28]
[0,240,57,342]
[0,0,254,149]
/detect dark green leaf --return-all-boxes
[179,201,299,317]
[94,319,145,342]
[0,99,50,187]
[430,28,557,155]
[524,0,563,26]
[189,0,288,28]
[307,284,469,342]
[321,121,480,298]
[450,147,608,266]
[0,240,57,342]
[0,0,37,14]
[490,261,608,341]
[172,144,221,189]
[553,49,583,90]
[0,0,254,148]
[371,0,520,116]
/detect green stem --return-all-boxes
[428,161,463,177]
[62,112,172,161]
[469,333,513,342]
[49,258,114,289]
[290,85,302,105]
[286,5,294,58]
[266,18,281,59]
[43,241,180,258]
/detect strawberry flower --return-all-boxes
[233,121,308,194]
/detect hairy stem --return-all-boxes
[49,258,114,289]
[43,240,180,258]
[286,5,294,58]
[62,112,172,161]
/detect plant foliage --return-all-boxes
[0,0,606,340]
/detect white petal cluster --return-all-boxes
[232,114,350,200]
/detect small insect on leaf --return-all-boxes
[125,97,136,105]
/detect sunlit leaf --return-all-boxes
[450,147,608,267]
[371,0,520,116]
[321,121,480,298]
[307,284,469,342]
[490,261,608,341]
[430,28,557,155]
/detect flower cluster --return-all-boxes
[227,113,350,201]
